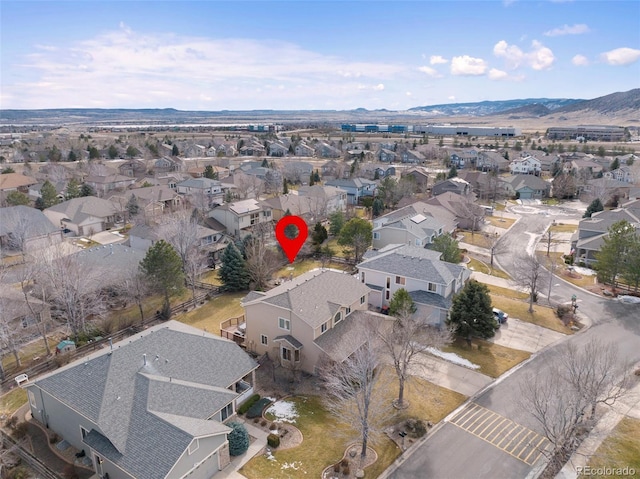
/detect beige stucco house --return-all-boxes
[241,269,373,374]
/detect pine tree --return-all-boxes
[583,198,604,218]
[283,178,289,194]
[172,144,179,156]
[204,165,216,179]
[139,240,185,310]
[40,180,59,209]
[80,183,95,197]
[219,243,250,292]
[227,422,250,456]
[65,178,81,200]
[447,165,458,179]
[429,233,462,263]
[447,280,496,343]
[595,220,636,289]
[126,194,140,217]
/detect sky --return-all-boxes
[1,0,639,111]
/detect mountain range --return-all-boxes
[1,89,638,126]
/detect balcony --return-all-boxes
[220,315,246,346]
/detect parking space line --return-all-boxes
[511,430,535,455]
[522,436,548,464]
[476,415,502,436]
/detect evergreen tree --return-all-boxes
[622,236,640,293]
[172,144,179,156]
[67,150,78,162]
[139,240,185,310]
[329,211,346,236]
[309,171,315,186]
[219,243,250,292]
[126,145,139,158]
[610,157,620,171]
[204,165,216,179]
[126,194,140,217]
[88,146,100,159]
[40,180,59,209]
[389,288,417,317]
[65,178,81,200]
[227,422,250,456]
[338,217,372,262]
[311,222,328,245]
[224,189,233,203]
[6,191,30,206]
[313,170,320,182]
[372,198,384,217]
[447,165,458,179]
[261,158,269,168]
[108,144,118,159]
[374,170,380,180]
[80,183,95,197]
[428,233,462,263]
[583,198,604,218]
[595,220,636,289]
[447,280,496,343]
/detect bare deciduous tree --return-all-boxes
[320,329,392,470]
[512,253,543,313]
[234,171,264,199]
[519,339,628,477]
[244,223,280,291]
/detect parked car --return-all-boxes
[493,308,509,324]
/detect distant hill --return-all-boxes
[551,88,640,116]
[408,98,580,116]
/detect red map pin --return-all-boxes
[275,215,308,263]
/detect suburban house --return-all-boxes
[325,178,377,205]
[316,142,342,158]
[241,269,374,374]
[501,175,550,200]
[476,151,509,172]
[401,167,430,189]
[43,196,124,236]
[209,199,273,238]
[0,287,51,339]
[457,170,499,200]
[0,205,63,252]
[297,185,348,217]
[509,156,541,175]
[604,166,636,184]
[294,143,316,157]
[152,157,181,174]
[85,174,136,197]
[25,321,258,479]
[267,141,288,157]
[357,244,471,324]
[583,178,633,206]
[282,161,314,184]
[0,173,38,203]
[572,206,640,266]
[449,149,478,169]
[118,160,147,179]
[425,192,485,231]
[431,178,472,197]
[400,150,426,164]
[176,178,224,199]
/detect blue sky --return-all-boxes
[1,0,639,111]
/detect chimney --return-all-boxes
[143,354,146,366]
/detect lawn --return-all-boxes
[587,417,640,475]
[1,337,59,376]
[549,223,577,234]
[241,369,465,479]
[484,216,516,229]
[466,257,510,280]
[486,284,529,300]
[200,269,222,286]
[489,294,573,334]
[176,292,246,334]
[325,238,350,258]
[460,232,491,248]
[442,338,531,378]
[540,252,598,289]
[0,387,27,417]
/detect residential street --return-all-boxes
[384,202,640,479]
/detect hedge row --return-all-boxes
[246,398,273,419]
[237,394,261,415]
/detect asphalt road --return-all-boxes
[388,203,640,479]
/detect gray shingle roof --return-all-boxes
[0,205,59,237]
[244,270,370,328]
[44,196,120,222]
[358,244,466,287]
[274,335,304,349]
[34,321,257,479]
[409,290,451,309]
[314,310,383,363]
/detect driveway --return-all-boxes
[490,318,566,353]
[408,354,492,397]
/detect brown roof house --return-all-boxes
[241,269,375,374]
[0,172,38,204]
[43,196,123,236]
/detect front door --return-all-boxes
[94,454,103,476]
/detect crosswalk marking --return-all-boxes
[449,402,548,466]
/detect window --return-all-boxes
[250,212,260,225]
[278,317,290,331]
[415,239,421,246]
[294,350,300,362]
[361,271,365,283]
[345,307,351,315]
[321,322,328,333]
[261,335,268,346]
[373,232,380,240]
[80,426,88,440]
[360,295,366,304]
[386,277,391,289]
[282,347,291,361]
[395,276,405,285]
[188,439,200,455]
[428,282,437,292]
[28,391,36,408]
[220,403,233,421]
[334,312,342,325]
[385,290,390,300]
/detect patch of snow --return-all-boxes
[427,347,481,370]
[571,266,596,276]
[265,450,276,461]
[265,399,299,424]
[281,461,304,471]
[618,295,640,304]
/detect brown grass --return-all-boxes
[442,338,531,378]
[587,417,640,475]
[489,294,573,334]
[466,257,510,280]
[549,223,578,234]
[0,388,28,417]
[484,216,516,229]
[486,284,529,300]
[460,233,491,248]
[177,292,245,334]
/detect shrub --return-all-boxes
[341,458,349,468]
[5,416,18,429]
[267,433,280,448]
[261,420,267,427]
[246,397,272,418]
[405,418,428,438]
[334,463,341,473]
[237,394,261,415]
[227,422,250,456]
[11,422,29,440]
[343,465,351,476]
[556,304,571,319]
[7,466,29,479]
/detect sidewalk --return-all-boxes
[408,354,492,397]
[216,418,269,479]
[556,379,640,479]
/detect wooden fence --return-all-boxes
[1,430,63,479]
[220,315,245,345]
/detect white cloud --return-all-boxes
[450,56,488,76]
[529,40,555,70]
[493,40,524,69]
[572,54,589,66]
[488,68,508,80]
[600,47,640,66]
[4,26,405,109]
[493,40,554,70]
[430,55,448,65]
[418,66,443,78]
[448,95,456,101]
[544,23,590,37]
[406,91,412,96]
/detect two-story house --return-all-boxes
[431,178,472,197]
[501,175,550,200]
[509,156,541,175]
[241,270,373,374]
[476,151,509,172]
[297,185,348,217]
[0,205,63,252]
[209,199,273,238]
[176,177,225,206]
[324,178,377,205]
[43,196,124,236]
[294,143,316,157]
[85,174,136,197]
[26,321,258,479]
[357,244,470,324]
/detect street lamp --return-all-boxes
[571,294,578,315]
